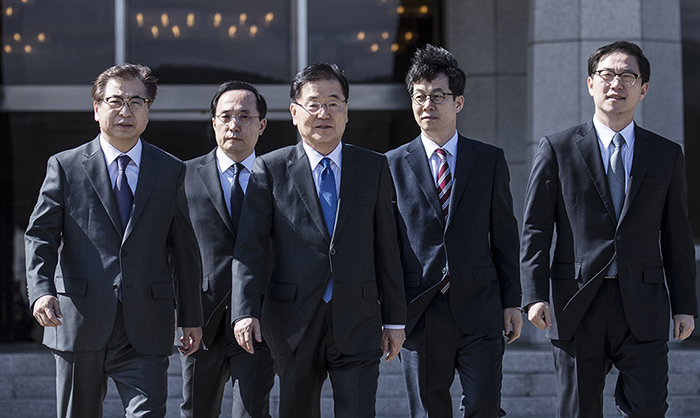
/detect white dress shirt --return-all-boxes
[100,136,142,195]
[594,117,635,193]
[216,148,256,216]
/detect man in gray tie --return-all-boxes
[521,41,697,417]
[25,63,203,418]
[231,63,406,418]
[180,81,275,418]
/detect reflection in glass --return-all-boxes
[308,0,441,83]
[2,0,113,84]
[127,0,291,84]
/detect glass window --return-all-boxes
[308,0,441,83]
[127,0,292,84]
[681,0,700,242]
[2,0,114,84]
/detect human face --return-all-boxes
[93,78,151,152]
[290,79,348,156]
[411,74,464,146]
[213,90,267,162]
[587,51,649,131]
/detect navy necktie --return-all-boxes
[115,155,133,232]
[607,133,626,277]
[230,163,245,232]
[319,158,337,302]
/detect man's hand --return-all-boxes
[381,327,405,362]
[503,307,523,344]
[234,317,262,354]
[32,295,63,327]
[673,314,695,340]
[527,302,552,330]
[179,327,203,356]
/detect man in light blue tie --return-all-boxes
[231,63,406,418]
[521,41,697,417]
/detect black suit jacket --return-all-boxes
[231,142,405,355]
[386,135,521,335]
[184,149,245,348]
[25,137,203,356]
[521,120,697,341]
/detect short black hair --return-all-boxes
[210,80,267,119]
[587,41,651,85]
[405,44,466,96]
[290,63,349,102]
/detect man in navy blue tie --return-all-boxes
[231,63,406,418]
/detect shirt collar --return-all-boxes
[216,148,256,174]
[421,130,458,159]
[593,116,635,149]
[100,135,142,167]
[302,141,343,170]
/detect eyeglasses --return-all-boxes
[593,70,640,87]
[102,96,151,112]
[215,114,260,127]
[411,92,454,105]
[293,100,347,115]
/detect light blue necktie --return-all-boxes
[607,133,625,277]
[319,158,337,302]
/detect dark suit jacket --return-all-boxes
[386,135,521,335]
[25,137,203,356]
[231,142,405,355]
[521,120,698,342]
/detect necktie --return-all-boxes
[319,158,337,302]
[230,163,245,232]
[607,133,626,277]
[114,155,133,232]
[435,148,452,294]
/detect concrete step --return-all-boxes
[1,343,699,417]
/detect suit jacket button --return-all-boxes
[442,267,448,274]
[113,284,118,290]
[330,248,336,255]
[121,249,128,257]
[616,235,621,240]
[445,238,452,244]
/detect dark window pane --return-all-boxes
[2,1,113,84]
[127,0,292,84]
[308,0,441,83]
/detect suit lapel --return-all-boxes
[448,136,477,226]
[619,125,653,223]
[197,149,236,237]
[333,145,360,241]
[125,141,159,239]
[287,142,329,240]
[574,121,617,222]
[81,137,123,235]
[404,137,445,227]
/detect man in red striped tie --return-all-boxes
[386,44,522,418]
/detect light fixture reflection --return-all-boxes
[249,25,258,38]
[382,31,389,40]
[38,33,45,42]
[265,12,274,27]
[24,44,32,54]
[228,26,237,38]
[172,25,180,38]
[5,7,13,17]
[214,13,222,27]
[397,6,405,14]
[4,45,12,54]
[419,5,429,14]
[151,26,159,38]
[391,43,399,52]
[239,13,247,25]
[357,31,365,41]
[187,13,195,27]
[404,31,413,41]
[13,33,21,42]
[161,13,169,27]
[370,43,379,52]
[136,13,144,27]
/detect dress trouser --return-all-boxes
[271,300,382,418]
[180,310,275,418]
[53,303,169,418]
[401,293,506,418]
[551,278,669,418]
